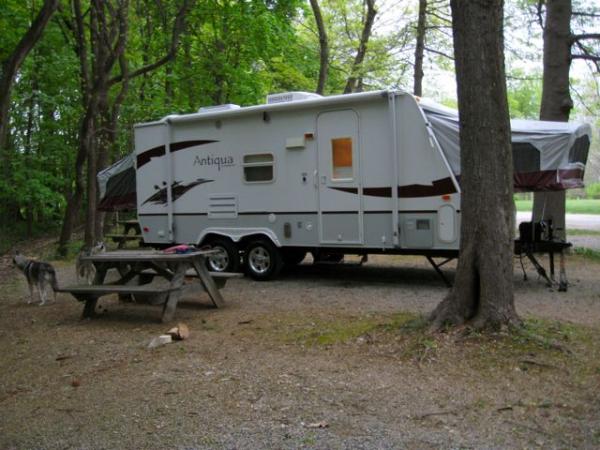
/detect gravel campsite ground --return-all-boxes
[1,243,600,449]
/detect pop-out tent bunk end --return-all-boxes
[97,153,137,211]
[418,98,592,192]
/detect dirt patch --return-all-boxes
[1,253,600,449]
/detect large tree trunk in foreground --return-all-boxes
[532,0,573,240]
[309,0,329,95]
[413,0,427,97]
[430,0,519,330]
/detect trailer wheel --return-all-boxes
[282,249,307,266]
[244,239,283,281]
[205,238,240,273]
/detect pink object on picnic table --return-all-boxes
[162,244,195,254]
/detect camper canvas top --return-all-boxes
[419,98,592,191]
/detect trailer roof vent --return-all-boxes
[197,104,241,114]
[266,92,322,104]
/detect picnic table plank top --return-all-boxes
[80,249,217,262]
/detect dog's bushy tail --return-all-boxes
[49,267,59,291]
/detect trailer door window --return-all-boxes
[331,137,353,180]
[243,153,274,182]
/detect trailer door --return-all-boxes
[317,109,363,244]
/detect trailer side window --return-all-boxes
[331,137,353,180]
[243,153,274,182]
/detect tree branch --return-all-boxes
[572,40,600,72]
[344,0,377,94]
[427,10,451,25]
[572,54,600,62]
[536,0,545,30]
[571,33,600,43]
[0,0,59,144]
[309,0,329,95]
[424,46,454,60]
[73,0,91,99]
[572,11,600,18]
[108,0,194,85]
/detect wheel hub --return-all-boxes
[208,246,229,271]
[249,247,270,274]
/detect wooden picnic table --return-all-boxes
[59,249,240,322]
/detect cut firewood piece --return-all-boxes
[166,323,190,340]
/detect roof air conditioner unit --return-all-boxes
[198,104,241,114]
[266,92,322,104]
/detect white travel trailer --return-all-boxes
[131,90,591,280]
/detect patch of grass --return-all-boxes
[515,199,600,214]
[42,239,84,262]
[0,223,62,255]
[566,229,600,236]
[278,313,600,378]
[300,434,317,446]
[573,247,600,261]
[270,312,600,383]
[511,319,580,349]
[457,318,600,379]
[566,199,600,214]
[514,200,532,212]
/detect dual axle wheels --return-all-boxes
[205,238,307,281]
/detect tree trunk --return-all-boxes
[84,130,97,248]
[532,0,573,240]
[344,0,377,94]
[58,130,88,255]
[309,0,329,95]
[413,0,427,97]
[58,0,192,252]
[430,0,519,331]
[0,0,58,150]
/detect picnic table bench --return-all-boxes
[58,250,242,322]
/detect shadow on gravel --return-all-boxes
[280,262,455,288]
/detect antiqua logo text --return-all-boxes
[193,154,235,171]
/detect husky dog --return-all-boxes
[12,252,59,305]
[76,241,106,285]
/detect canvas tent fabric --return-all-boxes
[419,98,592,191]
[97,153,137,211]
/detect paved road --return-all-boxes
[516,212,600,231]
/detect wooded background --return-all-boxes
[0,0,598,254]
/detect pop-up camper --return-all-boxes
[127,90,591,280]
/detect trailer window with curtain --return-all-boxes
[243,153,274,182]
[331,137,353,180]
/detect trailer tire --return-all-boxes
[244,239,283,281]
[205,238,240,273]
[282,249,307,266]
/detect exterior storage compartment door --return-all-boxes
[438,204,456,243]
[317,110,363,244]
